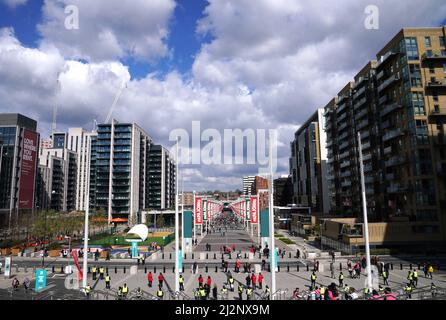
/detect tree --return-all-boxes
[156,214,165,228]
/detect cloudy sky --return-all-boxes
[1,0,446,192]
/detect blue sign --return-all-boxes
[131,241,138,258]
[35,269,47,292]
[179,249,183,273]
[274,248,278,272]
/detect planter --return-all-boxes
[48,250,61,258]
[1,248,11,256]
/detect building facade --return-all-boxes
[0,114,39,229]
[290,109,330,216]
[90,120,154,224]
[147,144,176,210]
[273,175,294,207]
[242,176,256,196]
[322,27,446,244]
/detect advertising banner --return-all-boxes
[246,199,251,221]
[250,196,258,224]
[203,200,207,221]
[179,249,183,273]
[4,257,11,278]
[131,241,138,258]
[35,269,47,292]
[18,129,38,209]
[183,210,193,238]
[71,249,83,280]
[194,197,203,225]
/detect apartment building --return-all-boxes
[146,144,176,210]
[92,120,152,224]
[0,114,39,229]
[290,109,330,216]
[242,176,256,196]
[322,27,446,246]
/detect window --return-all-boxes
[425,36,431,47]
[440,36,445,47]
[405,37,419,60]
[426,50,433,57]
[429,64,435,73]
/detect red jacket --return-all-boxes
[148,273,153,281]
[207,278,212,286]
[158,274,164,281]
[251,275,257,284]
[259,274,264,282]
[198,276,204,284]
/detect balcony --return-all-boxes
[429,109,446,117]
[356,119,369,131]
[339,141,350,151]
[421,51,446,61]
[353,97,367,110]
[340,161,351,169]
[338,122,348,132]
[380,103,403,117]
[378,75,401,93]
[385,173,395,180]
[341,180,352,188]
[353,86,366,100]
[376,70,385,81]
[340,170,352,178]
[384,155,407,167]
[365,176,374,184]
[338,131,349,142]
[383,128,404,142]
[364,164,373,173]
[426,80,446,89]
[378,95,388,106]
[354,109,368,121]
[362,141,371,151]
[337,101,348,114]
[376,51,399,69]
[337,112,348,123]
[387,183,408,194]
[339,150,350,160]
[362,153,372,162]
[383,146,392,155]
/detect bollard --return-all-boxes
[115,267,117,274]
[229,253,232,260]
[173,266,175,273]
[88,267,91,274]
[185,254,187,259]
[206,265,208,273]
[400,263,403,270]
[410,264,412,270]
[214,253,216,260]
[60,266,64,274]
[192,253,194,259]
[154,266,157,273]
[162,254,165,259]
[163,266,166,273]
[297,264,299,272]
[391,263,393,271]
[278,265,280,272]
[287,265,290,272]
[418,264,421,270]
[145,267,147,273]
[215,266,218,273]
[221,254,224,260]
[124,267,126,274]
[206,253,208,259]
[289,252,291,258]
[306,265,309,272]
[106,267,109,274]
[268,264,271,272]
[339,263,342,271]
[52,266,55,273]
[244,253,247,259]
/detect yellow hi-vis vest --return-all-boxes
[199,289,206,297]
[122,286,129,294]
[238,286,244,293]
[246,288,253,296]
[92,267,97,273]
[85,286,91,293]
[339,274,344,280]
[320,287,326,295]
[229,278,234,284]
[100,268,104,273]
[157,290,164,297]
[413,271,418,278]
[311,274,317,280]
[179,277,184,284]
[105,276,110,282]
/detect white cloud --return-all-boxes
[2,0,446,190]
[1,0,27,9]
[37,0,176,62]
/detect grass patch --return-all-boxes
[89,234,174,247]
[278,237,296,245]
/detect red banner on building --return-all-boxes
[250,196,258,224]
[195,197,203,225]
[18,129,38,209]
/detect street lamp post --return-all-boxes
[82,136,91,290]
[268,132,277,297]
[174,138,180,293]
[358,132,373,291]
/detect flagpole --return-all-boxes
[174,138,180,292]
[269,132,276,297]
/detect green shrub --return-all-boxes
[279,237,296,245]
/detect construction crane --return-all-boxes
[52,75,62,134]
[104,80,127,124]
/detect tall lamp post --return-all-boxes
[268,132,277,297]
[82,136,91,290]
[174,138,180,293]
[358,132,372,291]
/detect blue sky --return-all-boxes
[1,0,446,191]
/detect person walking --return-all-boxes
[179,275,185,291]
[413,270,418,288]
[251,273,257,289]
[85,283,92,299]
[157,288,164,300]
[246,286,253,300]
[99,266,105,280]
[407,270,414,287]
[92,265,97,281]
[382,269,389,286]
[158,272,164,288]
[310,271,317,289]
[330,262,335,279]
[258,273,264,289]
[427,265,434,279]
[212,284,218,300]
[264,285,271,300]
[147,271,153,288]
[339,272,344,287]
[404,283,413,299]
[245,274,251,287]
[228,275,235,292]
[206,275,212,288]
[105,274,111,289]
[198,274,204,287]
[238,284,244,300]
[122,283,129,299]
